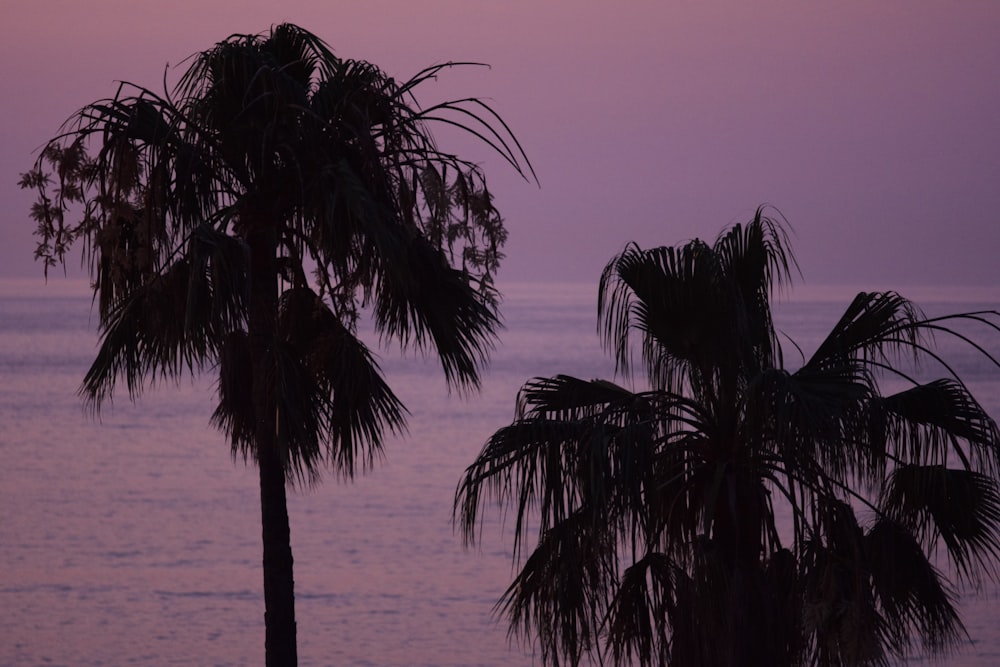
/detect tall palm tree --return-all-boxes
[21,23,532,666]
[456,209,1000,666]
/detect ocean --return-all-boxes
[1,280,998,666]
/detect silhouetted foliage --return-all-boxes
[22,23,532,667]
[456,208,1000,667]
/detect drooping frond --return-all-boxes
[881,465,1000,585]
[864,518,964,658]
[212,329,255,453]
[278,287,407,477]
[498,510,615,667]
[604,552,678,667]
[82,228,248,408]
[881,379,1000,472]
[752,363,873,485]
[801,500,889,667]
[456,417,593,555]
[372,234,500,390]
[213,287,409,483]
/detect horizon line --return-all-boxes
[0,276,996,304]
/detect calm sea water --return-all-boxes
[1,281,998,666]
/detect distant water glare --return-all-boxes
[1,281,998,666]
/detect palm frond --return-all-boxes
[865,518,964,658]
[604,552,678,667]
[372,234,499,390]
[801,500,889,667]
[455,417,592,553]
[881,465,1000,585]
[455,377,671,559]
[712,207,797,369]
[516,374,640,419]
[881,379,1000,472]
[498,510,615,667]
[82,257,221,407]
[598,240,724,387]
[212,329,255,455]
[808,291,924,371]
[278,287,407,478]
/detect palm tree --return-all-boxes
[21,24,532,666]
[456,209,1000,666]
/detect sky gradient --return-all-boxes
[3,1,998,291]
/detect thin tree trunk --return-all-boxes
[248,220,298,667]
[259,445,297,666]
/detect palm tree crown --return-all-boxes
[456,209,1000,667]
[22,23,532,666]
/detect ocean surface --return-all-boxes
[2,280,999,666]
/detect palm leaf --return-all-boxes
[516,374,642,419]
[881,379,1000,472]
[372,233,499,390]
[604,552,678,667]
[801,500,888,667]
[456,417,593,553]
[599,240,724,388]
[498,510,615,667]
[864,518,964,658]
[808,291,924,371]
[881,465,1000,585]
[212,329,255,455]
[83,257,217,406]
[712,207,797,370]
[278,287,407,477]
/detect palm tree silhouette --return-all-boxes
[22,24,532,666]
[456,209,1000,666]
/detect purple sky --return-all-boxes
[3,1,999,291]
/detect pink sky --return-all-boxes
[3,1,998,291]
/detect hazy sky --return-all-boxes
[3,1,998,290]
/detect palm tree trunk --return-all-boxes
[248,220,298,666]
[259,445,297,666]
